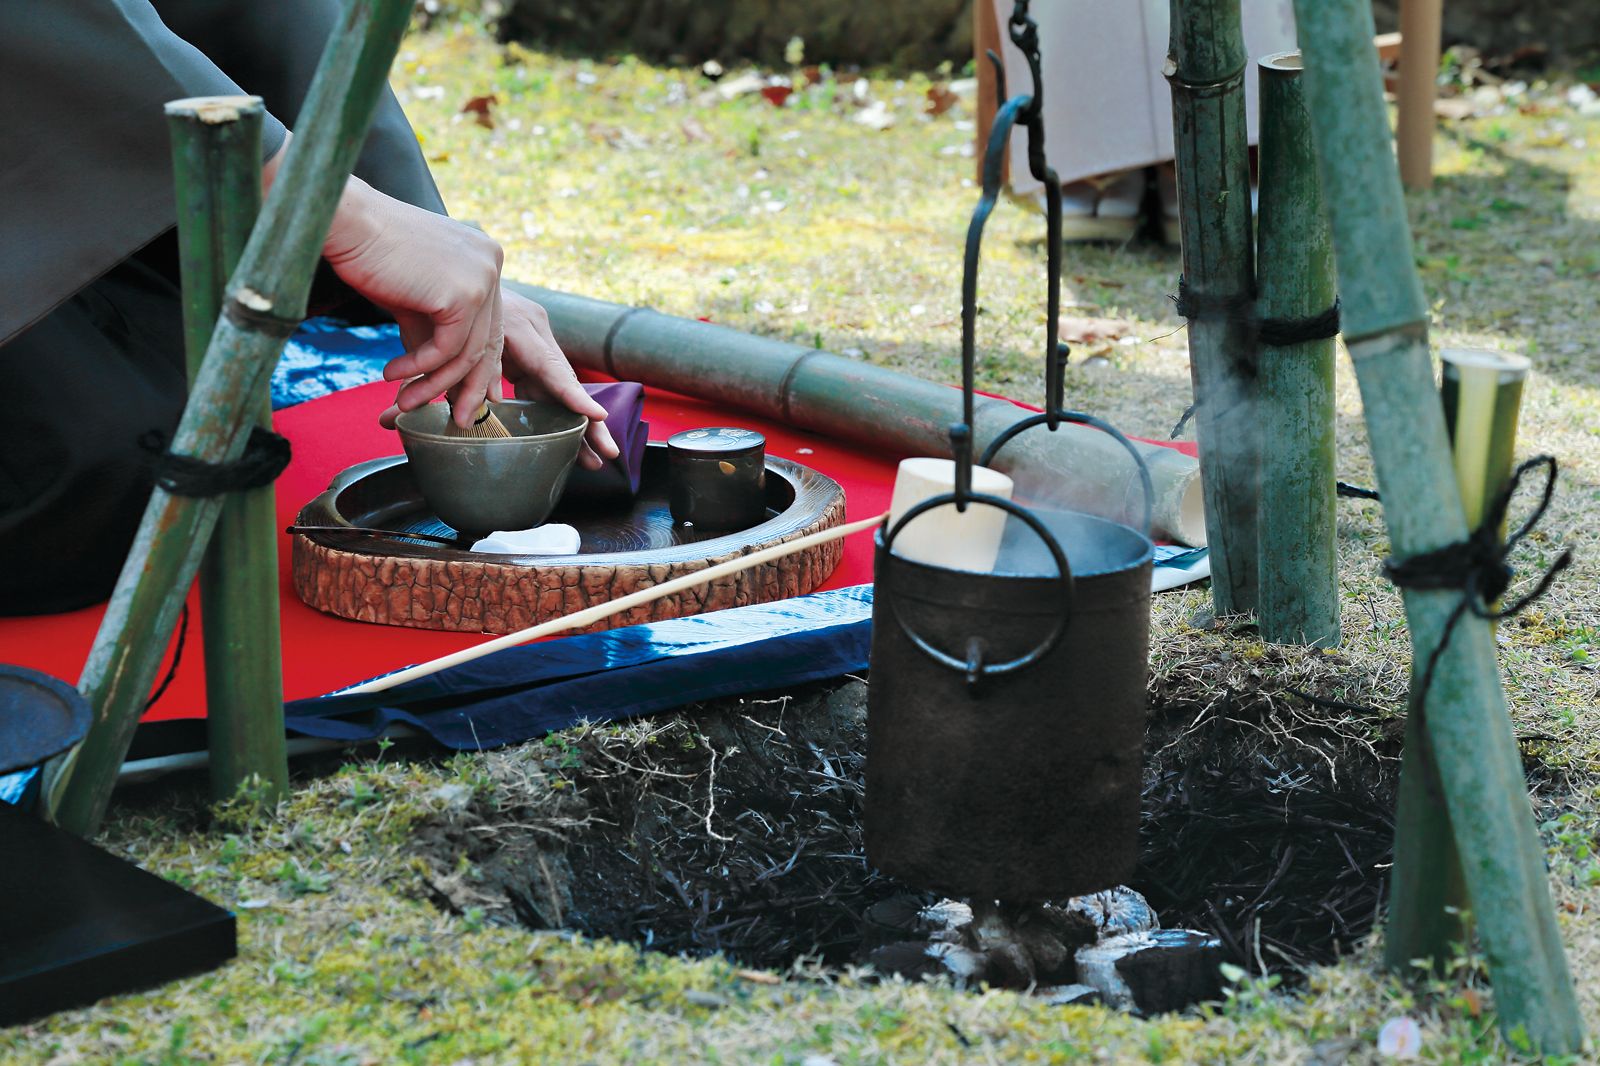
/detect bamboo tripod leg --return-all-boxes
[166,98,288,806]
[1397,0,1444,189]
[1295,0,1581,1051]
[40,0,415,838]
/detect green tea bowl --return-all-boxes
[395,399,587,535]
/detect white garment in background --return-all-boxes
[994,0,1298,190]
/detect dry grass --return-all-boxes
[7,21,1600,1065]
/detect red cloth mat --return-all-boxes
[0,381,1195,722]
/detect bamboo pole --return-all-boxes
[1166,0,1260,614]
[1255,54,1340,648]
[1294,0,1582,1052]
[165,96,289,805]
[41,0,415,837]
[507,283,1208,546]
[1396,0,1444,189]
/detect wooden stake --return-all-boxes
[1294,0,1582,1051]
[1255,53,1340,648]
[1397,0,1443,189]
[1166,0,1260,614]
[41,0,416,837]
[165,96,289,806]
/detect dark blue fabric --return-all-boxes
[284,585,874,750]
[270,318,400,410]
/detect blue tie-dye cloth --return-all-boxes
[270,318,402,411]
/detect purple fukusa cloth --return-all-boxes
[563,381,649,502]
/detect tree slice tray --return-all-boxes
[291,444,846,634]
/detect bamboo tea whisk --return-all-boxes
[445,400,512,439]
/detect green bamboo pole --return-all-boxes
[506,282,1207,544]
[1293,0,1582,1051]
[1166,0,1260,614]
[166,96,289,806]
[41,0,415,837]
[1255,54,1340,648]
[1385,351,1534,964]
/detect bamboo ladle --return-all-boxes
[343,510,889,695]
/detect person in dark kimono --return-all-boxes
[0,0,617,614]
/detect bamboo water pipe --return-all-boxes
[507,283,1208,547]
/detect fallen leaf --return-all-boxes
[801,65,824,87]
[680,117,711,143]
[926,83,960,116]
[1434,98,1476,121]
[460,93,496,129]
[1058,315,1133,344]
[735,968,782,985]
[760,85,794,108]
[1460,986,1482,1017]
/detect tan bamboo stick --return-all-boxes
[1397,0,1443,188]
[345,511,890,695]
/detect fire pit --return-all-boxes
[407,676,1401,1013]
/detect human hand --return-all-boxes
[498,288,619,471]
[322,176,505,429]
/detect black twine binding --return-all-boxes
[144,603,189,713]
[1170,276,1341,346]
[139,427,292,497]
[1385,455,1573,729]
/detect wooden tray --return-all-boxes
[291,444,847,634]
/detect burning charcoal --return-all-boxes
[920,899,974,940]
[1056,885,1159,939]
[1075,930,1223,1014]
[860,896,970,953]
[1038,984,1102,1006]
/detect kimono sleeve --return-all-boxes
[0,0,289,345]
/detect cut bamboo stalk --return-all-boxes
[1441,350,1531,537]
[507,282,1208,547]
[1294,0,1582,1052]
[1166,0,1260,614]
[1255,53,1340,648]
[346,511,889,695]
[1396,0,1443,189]
[165,95,289,806]
[40,0,415,838]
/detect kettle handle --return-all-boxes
[980,409,1156,537]
[880,491,1074,688]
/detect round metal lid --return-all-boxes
[666,427,766,456]
[0,665,92,775]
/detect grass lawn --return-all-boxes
[7,20,1600,1065]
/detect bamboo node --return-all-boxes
[226,288,302,338]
